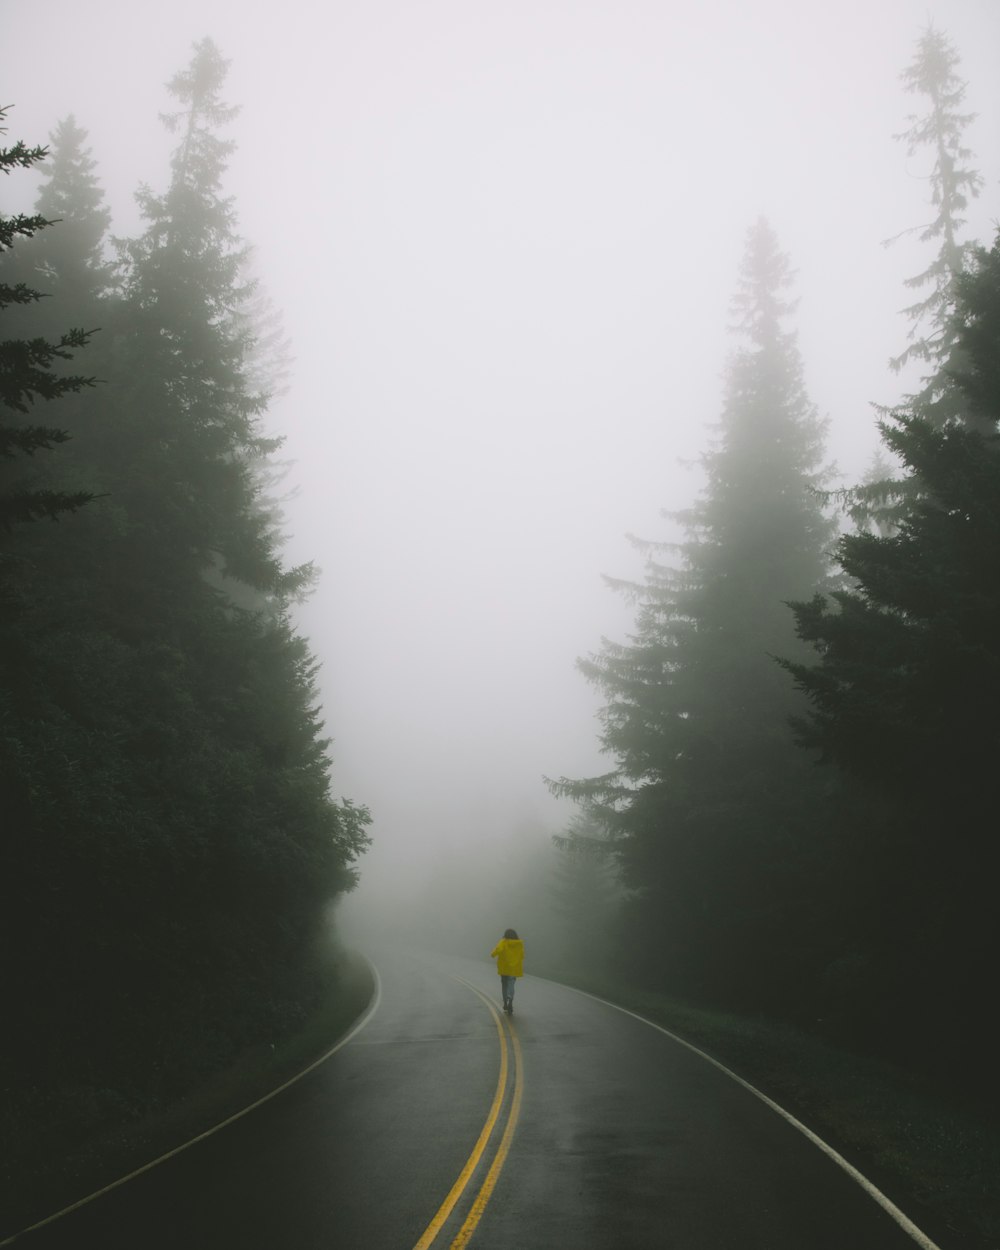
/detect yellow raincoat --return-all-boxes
[491,937,524,977]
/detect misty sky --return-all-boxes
[4,0,1000,906]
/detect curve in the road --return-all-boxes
[1,959,385,1248]
[557,981,943,1250]
[5,955,948,1250]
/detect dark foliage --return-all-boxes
[551,220,838,1011]
[0,107,96,528]
[782,233,1000,1077]
[0,43,369,1157]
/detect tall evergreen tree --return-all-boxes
[782,231,1000,1066]
[0,109,96,528]
[85,35,369,1003]
[112,37,301,599]
[849,26,982,535]
[889,25,982,387]
[29,115,113,304]
[1,44,369,1157]
[551,220,836,1006]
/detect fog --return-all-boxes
[5,0,1000,944]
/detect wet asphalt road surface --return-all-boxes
[9,948,942,1249]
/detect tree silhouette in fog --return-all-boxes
[0,46,368,1216]
[890,25,982,386]
[852,26,985,534]
[0,109,97,529]
[551,219,836,1007]
[783,230,1000,1066]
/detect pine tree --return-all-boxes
[29,116,113,303]
[849,27,984,534]
[889,25,982,387]
[111,38,298,599]
[551,220,836,1005]
[782,231,1000,1063]
[0,108,96,528]
[786,238,1000,809]
[89,36,369,999]
[1,45,369,1135]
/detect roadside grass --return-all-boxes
[1,948,375,1243]
[537,965,1000,1250]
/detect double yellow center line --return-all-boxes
[412,978,524,1250]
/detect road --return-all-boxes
[9,947,944,1249]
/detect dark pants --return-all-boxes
[500,975,517,1004]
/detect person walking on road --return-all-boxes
[491,928,524,1015]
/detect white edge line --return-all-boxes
[1,956,383,1246]
[546,978,943,1250]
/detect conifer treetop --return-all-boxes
[890,25,982,374]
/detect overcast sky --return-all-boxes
[4,0,1000,907]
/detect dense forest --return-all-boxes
[1,38,370,1185]
[550,25,999,1093]
[2,19,998,1225]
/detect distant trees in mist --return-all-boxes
[890,24,982,382]
[550,215,841,1010]
[0,38,369,1184]
[552,24,999,1089]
